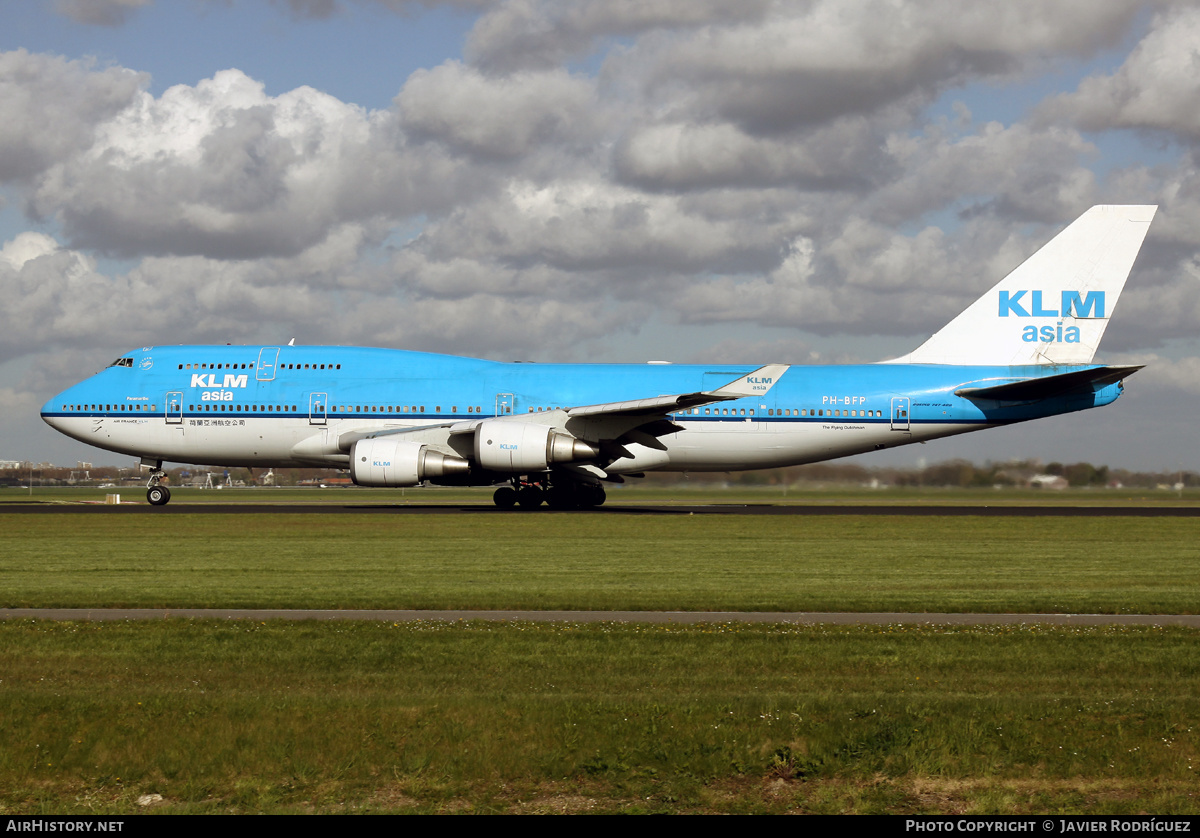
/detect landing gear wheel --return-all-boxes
[579,484,606,508]
[545,484,578,510]
[144,460,169,505]
[493,486,518,508]
[517,485,544,509]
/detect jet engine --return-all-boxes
[474,421,599,472]
[350,438,470,487]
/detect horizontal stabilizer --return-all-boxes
[954,365,1143,402]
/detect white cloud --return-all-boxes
[613,117,890,191]
[871,122,1098,224]
[408,177,799,281]
[619,0,1148,134]
[26,69,475,259]
[398,61,598,159]
[0,50,145,182]
[0,231,61,269]
[1102,353,1200,395]
[1045,5,1200,141]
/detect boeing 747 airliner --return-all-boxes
[42,205,1156,508]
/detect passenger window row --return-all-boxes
[674,407,884,418]
[63,404,156,412]
[190,405,297,412]
[176,362,343,370]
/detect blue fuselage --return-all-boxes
[42,344,1125,472]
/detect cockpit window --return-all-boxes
[109,358,134,368]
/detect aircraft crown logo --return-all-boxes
[190,373,249,389]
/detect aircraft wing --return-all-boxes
[566,363,790,419]
[296,363,790,470]
[343,364,789,443]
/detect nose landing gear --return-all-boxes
[144,460,171,506]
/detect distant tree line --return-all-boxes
[647,459,1198,490]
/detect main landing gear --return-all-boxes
[492,478,606,510]
[144,460,171,506]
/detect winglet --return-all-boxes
[566,364,790,420]
[707,364,789,398]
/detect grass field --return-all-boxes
[2,498,1198,814]
[2,619,1197,814]
[1,511,1198,613]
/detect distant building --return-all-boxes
[1029,474,1069,490]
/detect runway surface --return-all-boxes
[5,502,1200,516]
[2,608,1197,626]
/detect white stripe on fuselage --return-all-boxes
[47,413,992,471]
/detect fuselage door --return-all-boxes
[256,347,280,381]
[165,391,183,424]
[890,397,911,431]
[309,392,328,425]
[495,393,514,416]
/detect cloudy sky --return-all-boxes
[3,0,1199,472]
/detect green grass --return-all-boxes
[1,620,1197,814]
[4,506,1198,813]
[2,513,1198,613]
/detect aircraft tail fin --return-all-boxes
[885,205,1156,366]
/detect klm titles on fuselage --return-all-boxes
[190,373,249,402]
[1000,290,1105,344]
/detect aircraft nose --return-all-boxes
[41,393,67,432]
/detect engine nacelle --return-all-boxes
[474,421,599,472]
[350,438,470,487]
